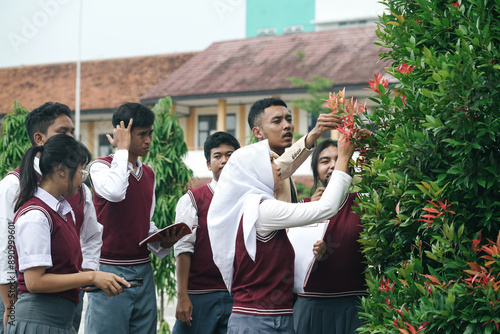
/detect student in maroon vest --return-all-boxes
[5,135,129,334]
[85,103,185,334]
[207,137,355,334]
[290,139,368,334]
[173,131,240,334]
[0,102,103,332]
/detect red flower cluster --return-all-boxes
[393,321,429,334]
[463,231,500,330]
[323,88,366,142]
[397,62,415,74]
[378,277,395,292]
[451,1,460,8]
[417,200,455,228]
[366,74,390,95]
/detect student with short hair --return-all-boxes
[0,102,103,332]
[207,136,355,334]
[173,131,240,334]
[248,97,342,203]
[85,102,184,334]
[5,134,128,334]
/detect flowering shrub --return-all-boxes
[323,88,366,141]
[355,0,500,333]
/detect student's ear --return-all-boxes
[55,164,68,179]
[33,132,47,146]
[252,127,264,141]
[206,160,212,171]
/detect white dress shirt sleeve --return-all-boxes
[0,175,20,284]
[146,174,171,258]
[80,184,103,271]
[173,193,198,258]
[89,150,130,202]
[15,210,53,272]
[256,171,352,235]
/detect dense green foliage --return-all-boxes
[0,101,31,178]
[356,0,500,332]
[141,97,193,333]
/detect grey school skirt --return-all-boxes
[5,293,77,334]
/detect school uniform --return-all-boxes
[291,193,368,334]
[0,160,102,333]
[207,140,353,334]
[5,188,82,334]
[172,180,233,334]
[85,150,170,334]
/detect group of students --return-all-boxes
[0,97,367,334]
[0,102,183,334]
[171,98,367,334]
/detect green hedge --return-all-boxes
[356,0,500,333]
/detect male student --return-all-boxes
[0,102,103,332]
[173,131,240,334]
[85,102,184,334]
[247,97,342,202]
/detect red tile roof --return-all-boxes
[142,26,388,100]
[0,53,196,114]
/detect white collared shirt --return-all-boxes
[256,171,353,235]
[0,160,103,284]
[89,149,170,258]
[173,179,217,257]
[15,187,75,272]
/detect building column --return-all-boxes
[293,106,300,134]
[186,107,195,150]
[88,121,95,157]
[331,129,340,140]
[239,104,246,145]
[217,99,227,131]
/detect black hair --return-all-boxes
[204,131,240,162]
[247,98,288,129]
[15,134,92,211]
[112,102,155,130]
[310,139,338,195]
[25,102,72,146]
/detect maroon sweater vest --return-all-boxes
[8,167,85,236]
[14,197,82,304]
[91,155,155,266]
[186,184,227,294]
[300,193,368,298]
[232,216,295,316]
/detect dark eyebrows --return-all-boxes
[212,150,234,157]
[56,126,74,133]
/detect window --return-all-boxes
[98,134,115,157]
[198,114,236,147]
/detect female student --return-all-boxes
[207,137,354,334]
[290,139,368,334]
[6,134,129,334]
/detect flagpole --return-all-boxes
[75,0,83,140]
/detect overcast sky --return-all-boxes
[0,0,246,68]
